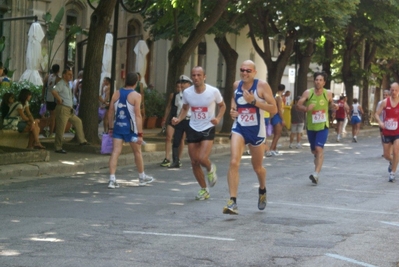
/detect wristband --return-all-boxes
[138,132,143,137]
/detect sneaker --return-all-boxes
[160,158,170,167]
[223,199,238,215]
[388,162,392,173]
[168,161,181,169]
[271,150,282,156]
[139,175,154,186]
[296,143,302,149]
[352,137,357,143]
[389,172,396,183]
[309,173,319,185]
[266,151,272,157]
[108,180,119,189]
[207,163,218,187]
[179,160,182,167]
[195,188,210,200]
[258,192,267,210]
[289,144,293,149]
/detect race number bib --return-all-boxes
[312,110,326,124]
[191,106,209,120]
[385,118,398,130]
[237,107,257,126]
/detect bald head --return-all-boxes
[241,60,256,70]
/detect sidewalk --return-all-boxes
[0,125,380,183]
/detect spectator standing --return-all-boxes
[42,64,61,137]
[51,69,89,154]
[99,77,111,133]
[172,66,226,200]
[168,75,193,169]
[159,80,183,167]
[107,72,154,188]
[289,96,305,149]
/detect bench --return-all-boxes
[0,129,29,149]
[0,117,29,149]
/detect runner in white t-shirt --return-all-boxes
[172,66,226,201]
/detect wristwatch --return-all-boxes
[250,99,256,106]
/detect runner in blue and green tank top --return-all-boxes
[297,72,337,185]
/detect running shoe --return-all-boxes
[271,150,282,156]
[179,160,182,167]
[266,151,272,157]
[289,144,293,149]
[309,173,318,185]
[139,175,154,186]
[160,158,170,167]
[195,188,210,200]
[223,199,238,215]
[389,172,396,183]
[258,192,267,210]
[388,162,392,173]
[207,163,218,187]
[108,180,119,189]
[296,143,302,149]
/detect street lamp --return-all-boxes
[87,0,149,95]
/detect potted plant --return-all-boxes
[144,88,165,129]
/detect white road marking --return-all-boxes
[269,201,397,215]
[325,253,378,267]
[123,230,235,241]
[380,221,399,227]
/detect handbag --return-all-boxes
[3,102,20,130]
[39,103,47,117]
[101,133,113,154]
[266,123,273,137]
[98,107,106,122]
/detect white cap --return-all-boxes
[180,75,192,84]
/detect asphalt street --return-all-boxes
[0,131,398,267]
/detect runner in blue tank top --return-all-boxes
[107,72,154,189]
[223,60,277,215]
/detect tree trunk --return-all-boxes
[297,40,315,97]
[322,39,334,89]
[361,76,370,125]
[79,0,118,144]
[165,0,229,97]
[214,35,238,133]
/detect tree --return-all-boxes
[79,0,118,144]
[144,0,229,97]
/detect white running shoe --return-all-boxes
[289,144,293,149]
[296,143,302,149]
[266,151,272,157]
[271,150,282,156]
[139,175,154,186]
[108,180,119,189]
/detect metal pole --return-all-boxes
[0,15,37,22]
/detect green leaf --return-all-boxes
[42,12,52,24]
[47,7,64,41]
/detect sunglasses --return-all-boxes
[240,68,253,73]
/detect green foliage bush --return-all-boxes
[0,81,43,118]
[144,89,166,118]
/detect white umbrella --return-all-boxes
[19,22,45,86]
[134,40,149,87]
[99,33,113,94]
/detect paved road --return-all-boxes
[1,132,398,267]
